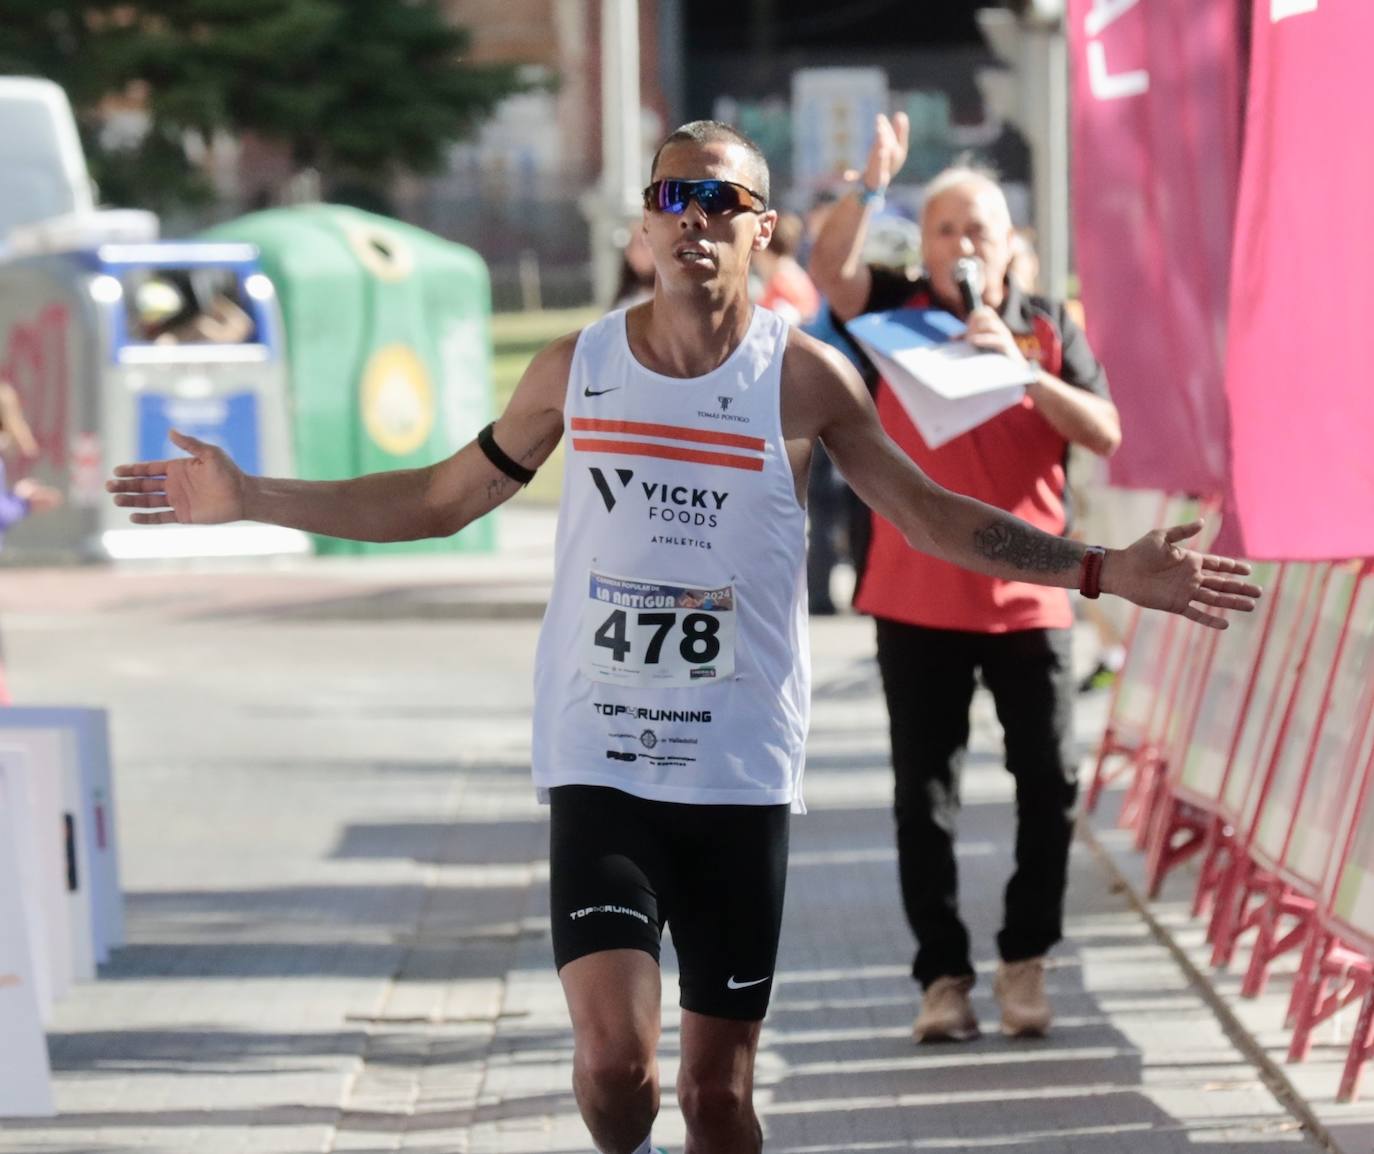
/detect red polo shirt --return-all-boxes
[852,272,1110,633]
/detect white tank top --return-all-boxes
[531,305,810,810]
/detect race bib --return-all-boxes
[581,572,736,689]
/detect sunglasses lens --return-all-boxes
[647,180,687,213]
[648,180,754,215]
[690,183,723,213]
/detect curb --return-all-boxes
[212,593,551,623]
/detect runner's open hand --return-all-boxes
[1108,521,1261,629]
[106,429,246,525]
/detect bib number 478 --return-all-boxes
[594,608,721,665]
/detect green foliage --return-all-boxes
[92,126,218,213]
[0,0,534,212]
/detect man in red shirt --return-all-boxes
[810,112,1122,1042]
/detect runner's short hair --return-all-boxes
[651,121,770,205]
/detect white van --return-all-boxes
[0,77,94,240]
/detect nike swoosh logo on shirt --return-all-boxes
[727,975,771,990]
[584,385,620,397]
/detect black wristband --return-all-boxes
[477,421,535,486]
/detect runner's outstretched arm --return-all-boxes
[106,334,574,542]
[791,332,1261,630]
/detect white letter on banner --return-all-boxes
[1271,0,1317,22]
[1085,0,1142,38]
[1087,41,1150,101]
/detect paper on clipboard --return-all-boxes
[848,308,1036,448]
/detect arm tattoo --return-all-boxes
[520,433,553,464]
[484,475,515,501]
[973,518,1080,573]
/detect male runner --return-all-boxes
[108,121,1260,1154]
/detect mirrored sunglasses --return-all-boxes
[643,179,768,216]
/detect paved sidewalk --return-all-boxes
[0,516,1357,1152]
[1086,799,1374,1154]
[0,502,560,622]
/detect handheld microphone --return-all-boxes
[953,257,983,314]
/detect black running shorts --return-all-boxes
[549,784,790,1021]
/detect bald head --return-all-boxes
[919,167,1010,232]
[919,166,1017,313]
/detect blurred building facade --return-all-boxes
[219,1,1032,310]
[402,0,672,310]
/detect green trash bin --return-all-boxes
[201,205,495,555]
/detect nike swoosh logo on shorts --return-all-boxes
[727,975,771,990]
[584,385,620,397]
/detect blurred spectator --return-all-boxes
[802,442,844,615]
[611,226,656,310]
[0,381,62,703]
[799,194,874,616]
[800,188,842,267]
[754,212,820,324]
[0,381,40,462]
[800,190,921,616]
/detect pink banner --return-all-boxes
[1219,2,1374,561]
[1067,0,1242,493]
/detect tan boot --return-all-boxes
[912,974,980,1043]
[994,957,1051,1037]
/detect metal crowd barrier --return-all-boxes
[1090,543,1374,1100]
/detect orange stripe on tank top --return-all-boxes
[569,417,765,453]
[570,438,765,471]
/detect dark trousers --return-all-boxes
[806,445,845,612]
[874,619,1079,989]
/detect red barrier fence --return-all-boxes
[1085,497,1207,815]
[1091,548,1374,1099]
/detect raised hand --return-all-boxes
[861,112,910,192]
[106,429,246,525]
[1108,520,1262,629]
